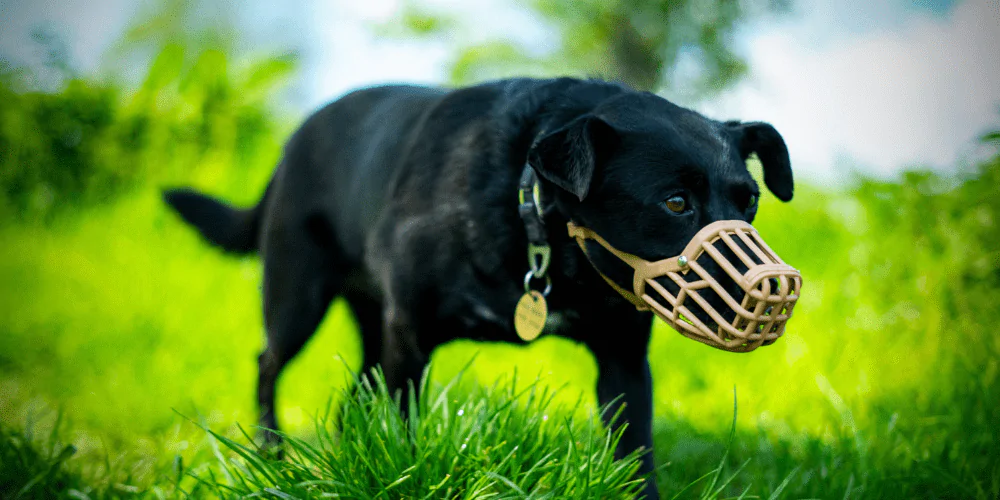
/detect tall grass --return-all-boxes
[197,368,647,499]
[2,369,651,499]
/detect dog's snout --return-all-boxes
[570,218,801,352]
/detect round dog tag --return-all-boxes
[514,291,548,342]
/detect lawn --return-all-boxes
[2,146,998,497]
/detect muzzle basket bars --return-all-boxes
[568,220,802,352]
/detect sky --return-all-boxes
[1,0,998,185]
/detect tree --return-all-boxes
[383,0,789,95]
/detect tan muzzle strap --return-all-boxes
[567,220,802,352]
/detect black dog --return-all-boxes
[164,77,793,499]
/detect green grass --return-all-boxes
[1,174,998,498]
[2,153,1000,498]
[196,368,648,499]
[0,369,791,499]
[2,413,91,499]
[1,367,652,499]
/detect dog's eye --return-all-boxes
[748,194,758,209]
[664,195,687,214]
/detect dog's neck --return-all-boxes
[467,79,641,313]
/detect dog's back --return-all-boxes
[277,85,448,262]
[164,84,447,262]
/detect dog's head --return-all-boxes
[528,92,797,349]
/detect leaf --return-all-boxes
[142,43,186,92]
[238,53,300,100]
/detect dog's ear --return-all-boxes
[727,121,794,202]
[527,115,617,202]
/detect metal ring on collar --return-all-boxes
[528,244,551,277]
[523,270,552,297]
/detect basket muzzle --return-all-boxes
[567,220,802,352]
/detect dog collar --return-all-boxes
[513,164,554,342]
[518,164,552,291]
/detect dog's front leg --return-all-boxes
[587,316,659,499]
[596,353,658,499]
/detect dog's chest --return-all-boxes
[460,290,579,343]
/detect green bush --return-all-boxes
[0,37,295,222]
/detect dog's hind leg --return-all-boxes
[338,292,383,411]
[343,292,383,378]
[257,223,342,446]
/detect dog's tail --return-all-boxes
[162,181,272,254]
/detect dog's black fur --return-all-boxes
[164,77,793,499]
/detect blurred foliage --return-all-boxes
[0,0,297,223]
[740,134,1000,497]
[382,0,788,93]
